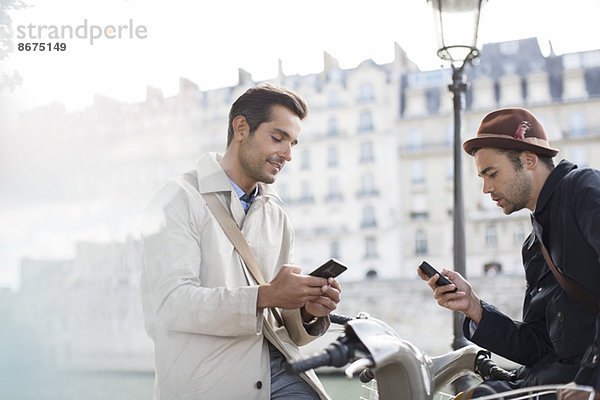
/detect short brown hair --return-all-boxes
[227,84,308,147]
[472,147,555,170]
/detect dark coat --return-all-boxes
[464,160,600,388]
[531,160,600,299]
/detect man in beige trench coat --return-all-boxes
[141,84,341,399]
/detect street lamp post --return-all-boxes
[427,0,486,352]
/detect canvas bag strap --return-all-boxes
[202,192,267,283]
[201,192,284,326]
[538,240,600,313]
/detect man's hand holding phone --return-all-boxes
[257,259,344,319]
[417,261,483,324]
[418,261,457,293]
[302,259,346,320]
[309,258,347,278]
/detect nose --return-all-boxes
[279,143,292,162]
[482,179,494,194]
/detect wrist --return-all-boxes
[257,284,273,311]
[466,297,483,324]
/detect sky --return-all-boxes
[0,0,599,290]
[3,0,600,111]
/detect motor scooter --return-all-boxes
[286,313,597,400]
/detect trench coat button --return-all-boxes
[557,311,564,322]
[255,381,263,389]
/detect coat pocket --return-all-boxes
[547,293,596,360]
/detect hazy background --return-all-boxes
[1,1,599,398]
[2,0,599,291]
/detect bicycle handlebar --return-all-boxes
[285,336,360,374]
[475,352,516,382]
[329,313,353,325]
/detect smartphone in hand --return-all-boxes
[418,261,457,292]
[309,258,347,278]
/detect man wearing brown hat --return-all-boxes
[419,108,600,397]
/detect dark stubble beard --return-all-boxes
[501,168,533,214]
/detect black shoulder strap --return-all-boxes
[538,240,600,313]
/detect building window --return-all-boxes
[299,181,314,204]
[365,236,378,259]
[411,194,429,220]
[327,117,339,137]
[359,141,374,163]
[485,225,497,247]
[569,112,585,137]
[361,206,377,228]
[358,82,374,103]
[325,177,343,202]
[426,88,440,114]
[410,129,422,150]
[327,146,339,167]
[365,269,378,280]
[358,172,379,197]
[328,91,340,108]
[415,230,428,255]
[513,224,525,245]
[571,146,588,167]
[300,150,310,170]
[484,262,502,276]
[330,240,340,259]
[358,111,374,132]
[411,161,425,183]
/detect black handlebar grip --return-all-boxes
[285,352,332,374]
[489,365,516,381]
[475,354,516,382]
[285,341,353,374]
[329,314,353,325]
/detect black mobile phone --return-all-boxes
[418,261,457,292]
[309,258,347,278]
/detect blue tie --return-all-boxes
[240,193,253,213]
[240,193,252,203]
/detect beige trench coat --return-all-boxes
[141,153,331,400]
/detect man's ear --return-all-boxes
[523,151,538,170]
[232,115,249,142]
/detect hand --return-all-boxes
[302,277,341,319]
[557,382,600,400]
[257,265,328,310]
[416,267,483,323]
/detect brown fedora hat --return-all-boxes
[463,108,559,157]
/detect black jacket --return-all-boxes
[532,160,600,299]
[464,160,600,388]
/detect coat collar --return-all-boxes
[533,159,577,216]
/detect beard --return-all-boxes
[496,169,532,214]
[238,137,283,184]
